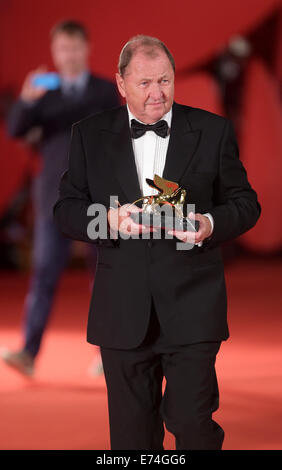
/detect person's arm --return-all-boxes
[6,98,41,138]
[53,122,115,246]
[202,118,261,249]
[6,66,48,137]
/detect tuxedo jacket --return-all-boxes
[53,101,261,349]
[7,73,120,219]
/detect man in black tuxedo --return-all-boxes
[53,35,261,449]
[2,20,120,376]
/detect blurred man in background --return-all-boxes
[1,20,120,376]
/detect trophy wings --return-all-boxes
[145,174,179,196]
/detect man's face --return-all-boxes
[116,49,174,124]
[51,32,89,77]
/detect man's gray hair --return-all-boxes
[118,34,175,77]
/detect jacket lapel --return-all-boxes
[101,106,143,204]
[162,101,201,183]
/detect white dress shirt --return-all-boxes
[126,104,214,246]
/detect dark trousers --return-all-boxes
[22,216,97,358]
[100,300,224,450]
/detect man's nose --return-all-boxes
[149,83,163,101]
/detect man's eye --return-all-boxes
[162,79,169,83]
[140,81,148,86]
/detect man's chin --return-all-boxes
[149,105,167,121]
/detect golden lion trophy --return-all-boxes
[129,174,199,232]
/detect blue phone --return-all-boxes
[32,73,61,90]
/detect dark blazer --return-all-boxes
[53,101,261,349]
[7,73,120,219]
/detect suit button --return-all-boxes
[148,240,153,248]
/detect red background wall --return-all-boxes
[1,0,281,252]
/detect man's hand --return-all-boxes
[20,66,48,103]
[167,211,212,244]
[107,203,158,237]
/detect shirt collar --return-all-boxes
[127,103,172,129]
[60,69,90,92]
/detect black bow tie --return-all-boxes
[130,118,169,139]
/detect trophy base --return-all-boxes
[130,212,199,232]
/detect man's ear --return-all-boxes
[115,73,126,98]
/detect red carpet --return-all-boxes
[0,254,281,450]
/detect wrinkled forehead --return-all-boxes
[124,49,174,78]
